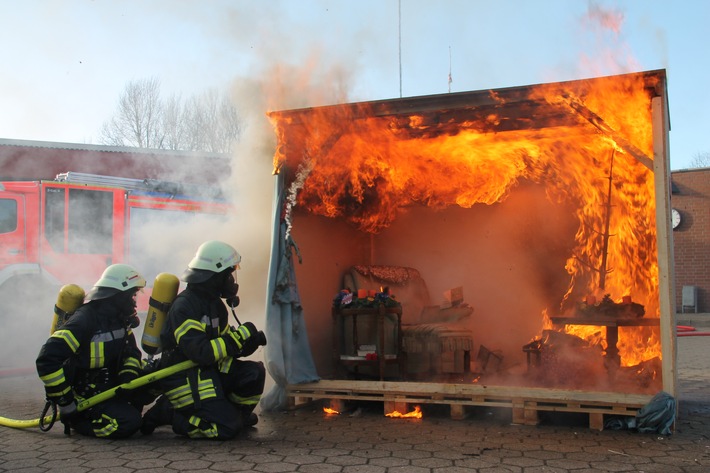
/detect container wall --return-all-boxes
[290,209,373,377]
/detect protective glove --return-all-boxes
[222,322,262,358]
[118,371,139,386]
[113,386,133,403]
[142,357,159,374]
[239,330,262,358]
[57,395,79,424]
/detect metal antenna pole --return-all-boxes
[398,0,402,98]
[448,46,452,93]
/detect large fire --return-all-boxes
[270,71,664,380]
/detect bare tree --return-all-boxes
[181,89,241,153]
[100,79,241,153]
[213,90,242,153]
[161,93,188,151]
[690,151,710,168]
[100,77,164,149]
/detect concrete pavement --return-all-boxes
[1,332,709,472]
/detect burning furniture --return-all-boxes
[549,295,658,367]
[337,265,474,379]
[332,290,404,381]
[264,70,676,429]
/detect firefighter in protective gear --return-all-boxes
[141,241,266,439]
[36,264,148,438]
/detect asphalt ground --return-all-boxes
[1,332,709,472]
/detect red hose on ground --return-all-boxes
[676,325,710,336]
[677,325,696,332]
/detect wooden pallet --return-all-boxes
[286,380,652,430]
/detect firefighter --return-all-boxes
[141,240,266,439]
[36,263,148,438]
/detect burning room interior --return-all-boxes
[268,69,674,401]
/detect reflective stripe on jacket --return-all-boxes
[36,300,141,401]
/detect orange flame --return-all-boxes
[271,71,664,371]
[385,406,423,418]
[323,407,340,415]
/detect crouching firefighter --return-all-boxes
[36,264,150,438]
[141,240,267,439]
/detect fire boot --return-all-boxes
[241,408,258,428]
[140,395,174,435]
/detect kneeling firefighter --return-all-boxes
[141,240,266,439]
[36,264,149,438]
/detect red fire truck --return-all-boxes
[0,171,229,316]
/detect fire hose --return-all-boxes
[0,359,196,430]
[677,325,710,337]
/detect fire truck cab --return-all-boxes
[0,172,229,311]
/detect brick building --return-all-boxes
[671,167,710,313]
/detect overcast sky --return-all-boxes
[0,0,706,170]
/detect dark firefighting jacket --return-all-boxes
[159,284,233,409]
[36,300,143,404]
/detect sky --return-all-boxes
[0,0,707,170]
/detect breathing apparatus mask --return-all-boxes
[220,267,240,308]
[114,287,141,328]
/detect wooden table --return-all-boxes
[332,303,404,380]
[550,316,660,366]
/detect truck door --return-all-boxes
[0,193,26,270]
[40,183,125,288]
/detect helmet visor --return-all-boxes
[86,285,121,301]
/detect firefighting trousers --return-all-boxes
[219,359,266,413]
[69,399,143,438]
[162,359,266,439]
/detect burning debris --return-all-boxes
[577,294,645,319]
[524,330,603,369]
[523,329,661,392]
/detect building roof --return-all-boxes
[0,138,231,183]
[0,137,227,159]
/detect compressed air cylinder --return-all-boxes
[141,272,180,356]
[50,284,86,334]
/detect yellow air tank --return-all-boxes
[50,284,85,334]
[141,272,179,356]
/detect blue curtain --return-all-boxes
[259,172,320,411]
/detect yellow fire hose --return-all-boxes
[0,359,196,430]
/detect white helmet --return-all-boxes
[86,264,147,301]
[182,241,241,283]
